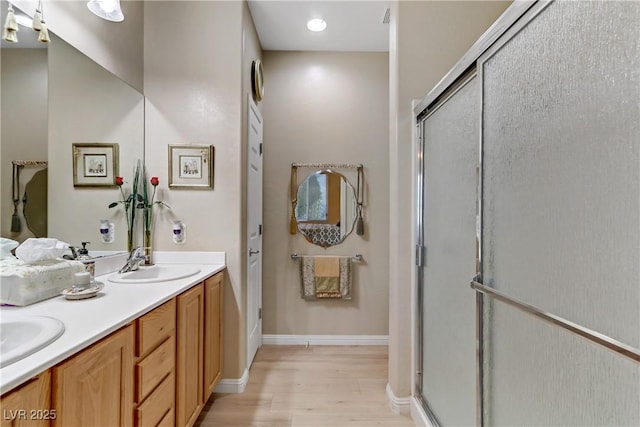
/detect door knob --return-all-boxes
[249,249,261,256]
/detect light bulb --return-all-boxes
[100,0,116,13]
[306,18,326,32]
[87,0,124,22]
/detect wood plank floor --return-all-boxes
[195,345,415,427]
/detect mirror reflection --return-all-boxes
[1,12,144,252]
[23,168,47,237]
[295,170,357,248]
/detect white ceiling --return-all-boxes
[247,0,390,52]
[2,1,391,51]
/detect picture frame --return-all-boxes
[72,143,119,187]
[168,144,214,189]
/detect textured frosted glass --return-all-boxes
[482,1,640,425]
[421,77,478,426]
[487,300,640,426]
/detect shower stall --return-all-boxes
[414,1,640,425]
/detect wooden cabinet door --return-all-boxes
[176,283,204,427]
[203,272,224,401]
[52,325,133,427]
[0,371,51,427]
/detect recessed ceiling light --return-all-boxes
[307,18,326,32]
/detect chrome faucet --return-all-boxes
[119,246,147,273]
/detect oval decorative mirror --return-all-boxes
[295,170,358,247]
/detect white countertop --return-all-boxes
[0,251,225,394]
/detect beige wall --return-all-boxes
[11,0,143,92]
[241,0,263,360]
[144,0,260,380]
[1,49,48,243]
[48,34,144,250]
[388,0,511,399]
[262,51,389,335]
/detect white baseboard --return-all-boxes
[262,334,388,346]
[385,383,412,415]
[410,396,436,427]
[213,368,249,394]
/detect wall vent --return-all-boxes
[382,7,391,24]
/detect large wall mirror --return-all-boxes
[294,168,361,248]
[1,3,144,253]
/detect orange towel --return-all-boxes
[314,257,339,277]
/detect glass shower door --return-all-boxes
[480,1,640,425]
[417,74,479,426]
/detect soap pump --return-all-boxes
[77,241,95,281]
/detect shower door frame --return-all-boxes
[414,70,478,427]
[412,2,541,425]
[475,1,640,425]
[473,3,552,425]
[415,1,640,426]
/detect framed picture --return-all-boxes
[169,145,214,189]
[72,143,119,187]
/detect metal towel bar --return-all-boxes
[471,280,640,364]
[290,253,363,262]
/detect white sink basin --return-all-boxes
[0,315,65,368]
[108,265,201,284]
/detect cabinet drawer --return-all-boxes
[136,336,175,403]
[136,299,176,357]
[134,373,174,427]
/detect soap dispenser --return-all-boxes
[77,241,95,281]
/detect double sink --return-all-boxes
[0,265,200,368]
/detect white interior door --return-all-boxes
[247,95,263,367]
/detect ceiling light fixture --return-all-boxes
[32,0,42,30]
[306,18,326,32]
[34,0,49,43]
[37,18,50,43]
[3,4,19,43]
[87,0,124,22]
[3,1,50,44]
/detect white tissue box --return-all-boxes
[1,259,86,306]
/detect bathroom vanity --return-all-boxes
[0,252,225,427]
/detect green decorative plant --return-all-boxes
[108,160,141,251]
[136,168,169,264]
[138,171,169,233]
